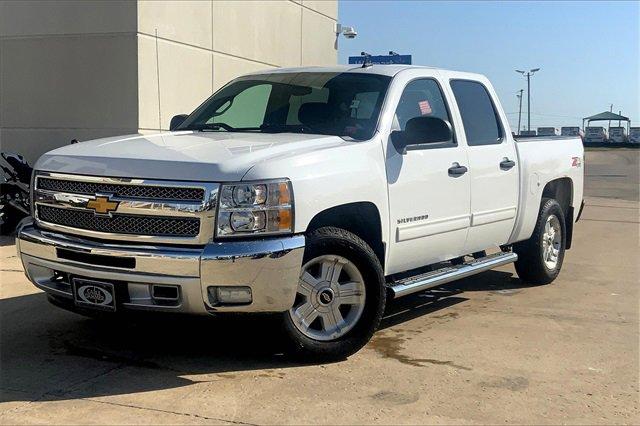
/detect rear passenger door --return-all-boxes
[449,79,519,253]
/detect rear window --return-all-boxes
[450,80,503,146]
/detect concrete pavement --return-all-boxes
[0,149,638,424]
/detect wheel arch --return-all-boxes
[305,202,385,269]
[541,177,575,249]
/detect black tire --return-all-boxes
[282,226,386,361]
[514,198,566,285]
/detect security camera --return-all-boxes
[342,26,357,39]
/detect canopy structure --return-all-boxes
[583,111,631,133]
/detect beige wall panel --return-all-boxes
[302,0,338,19]
[212,53,275,92]
[137,36,160,131]
[301,8,337,66]
[0,35,138,129]
[152,37,212,130]
[213,1,301,67]
[0,128,137,164]
[0,0,136,37]
[138,0,212,50]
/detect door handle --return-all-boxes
[500,158,516,170]
[448,162,468,177]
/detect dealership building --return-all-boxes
[0,1,338,162]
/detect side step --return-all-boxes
[388,252,518,299]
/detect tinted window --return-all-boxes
[393,79,454,147]
[395,79,452,130]
[450,80,503,146]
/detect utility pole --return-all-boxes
[516,68,541,132]
[516,89,524,136]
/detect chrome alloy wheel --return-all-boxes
[542,214,562,270]
[289,255,366,341]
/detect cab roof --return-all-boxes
[244,64,480,79]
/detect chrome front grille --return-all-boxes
[38,205,201,237]
[37,177,205,201]
[34,172,218,245]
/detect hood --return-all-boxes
[35,131,347,181]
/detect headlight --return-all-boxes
[216,179,293,237]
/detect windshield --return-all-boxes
[178,72,391,140]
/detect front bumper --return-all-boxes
[16,219,305,314]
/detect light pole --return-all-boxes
[516,89,523,135]
[516,68,541,132]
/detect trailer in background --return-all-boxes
[520,130,537,137]
[584,126,608,143]
[608,127,628,143]
[537,127,558,136]
[561,126,584,138]
[629,127,640,144]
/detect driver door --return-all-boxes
[385,76,471,274]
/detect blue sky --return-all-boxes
[338,1,639,131]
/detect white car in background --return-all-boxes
[537,127,558,136]
[608,127,628,143]
[584,126,608,143]
[629,127,640,144]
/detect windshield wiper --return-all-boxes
[259,123,321,134]
[185,122,237,132]
[185,122,264,132]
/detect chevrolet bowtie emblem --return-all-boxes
[86,196,119,215]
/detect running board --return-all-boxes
[388,252,518,299]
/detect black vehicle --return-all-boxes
[1,152,32,235]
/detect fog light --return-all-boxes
[208,286,252,305]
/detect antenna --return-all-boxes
[360,51,372,68]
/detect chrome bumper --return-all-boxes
[16,219,305,314]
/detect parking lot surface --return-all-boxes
[1,149,638,424]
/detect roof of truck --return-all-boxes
[244,65,481,78]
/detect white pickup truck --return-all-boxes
[17,65,584,359]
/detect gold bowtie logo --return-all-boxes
[86,196,119,214]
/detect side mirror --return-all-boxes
[392,116,453,154]
[170,114,188,131]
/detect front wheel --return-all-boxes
[282,227,386,360]
[514,198,566,284]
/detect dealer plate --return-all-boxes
[72,278,116,311]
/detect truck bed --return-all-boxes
[509,136,585,244]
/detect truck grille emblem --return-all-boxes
[86,196,119,215]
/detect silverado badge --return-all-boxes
[86,196,119,215]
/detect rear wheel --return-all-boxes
[514,198,566,284]
[282,227,385,360]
